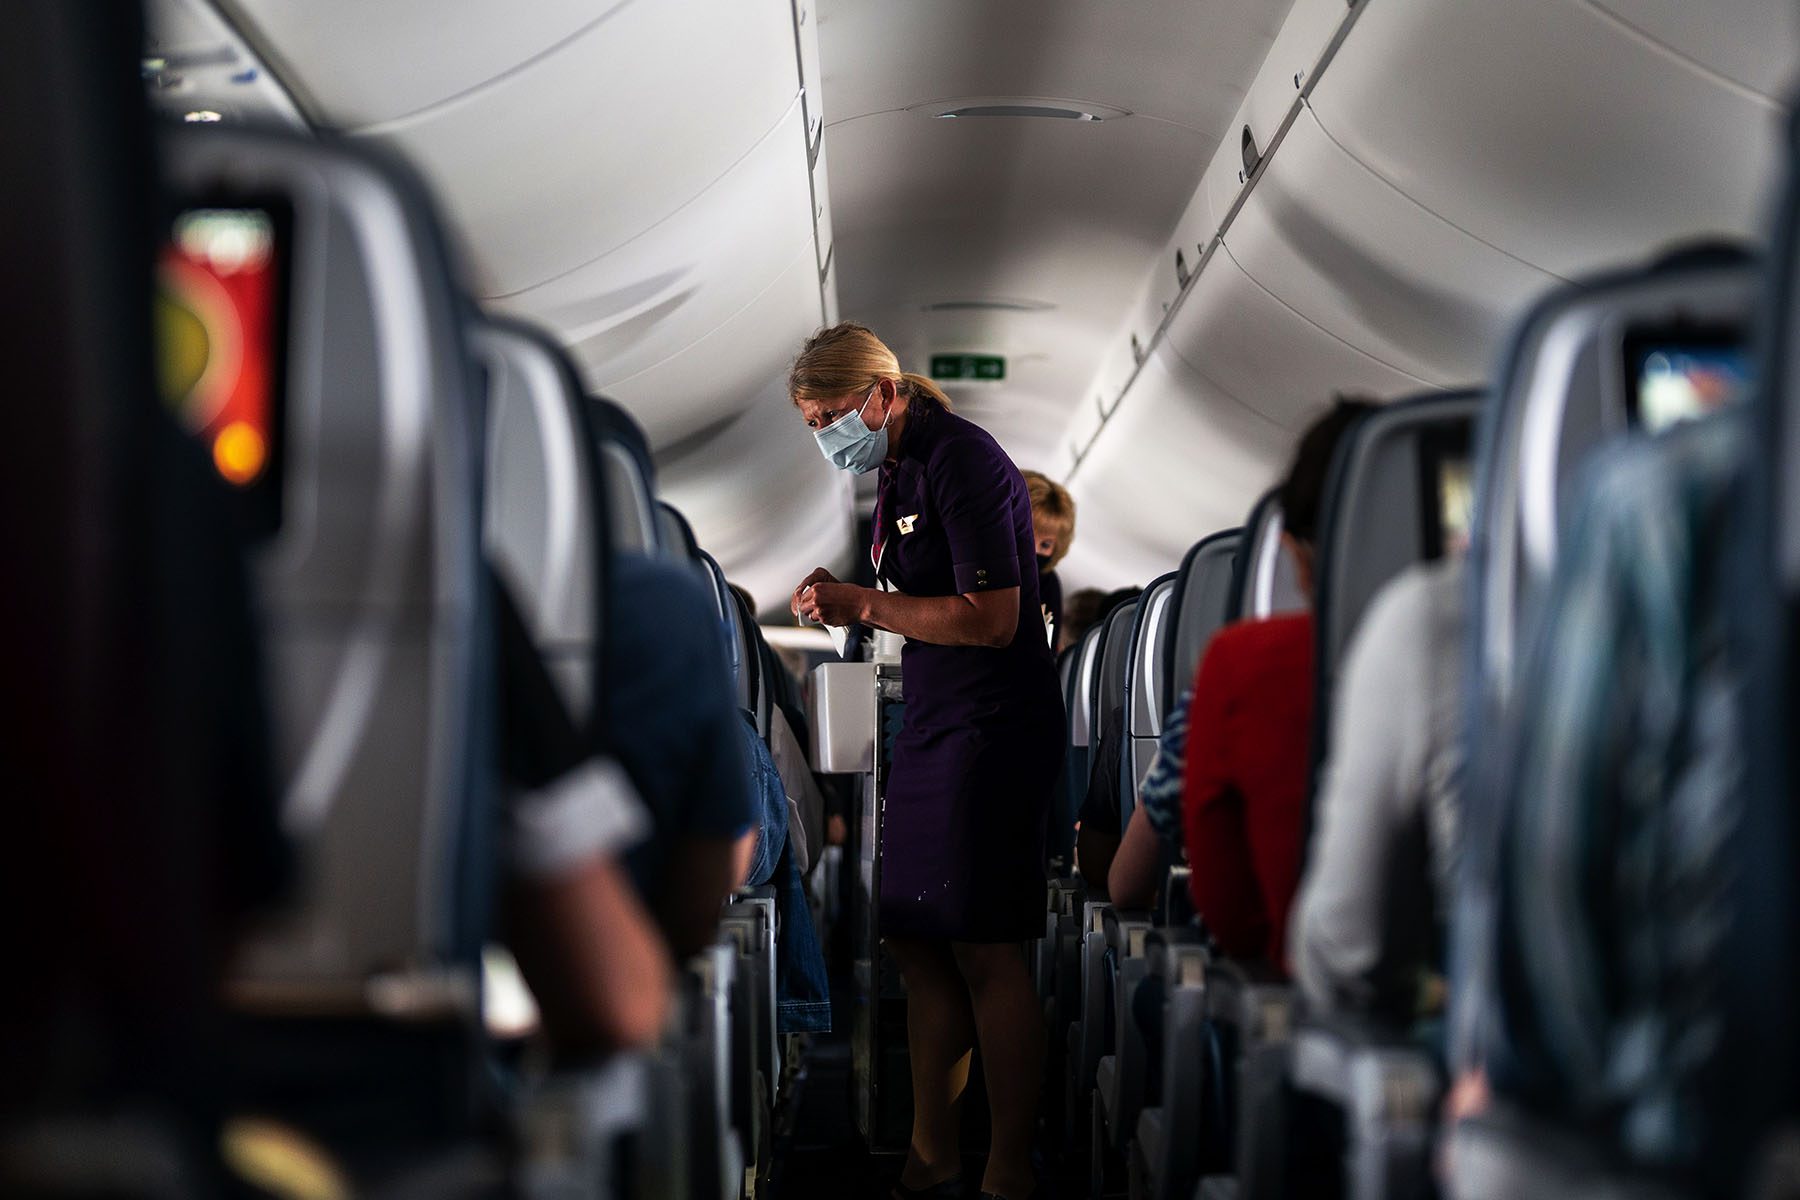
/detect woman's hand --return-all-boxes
[797,581,869,628]
[790,567,840,618]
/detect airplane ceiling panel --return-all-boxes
[1062,346,1286,589]
[1308,0,1791,279]
[819,0,1293,518]
[497,100,815,390]
[221,0,608,127]
[1163,250,1433,434]
[819,0,1289,137]
[657,388,856,619]
[327,0,802,297]
[1585,0,1799,100]
[1224,109,1562,388]
[600,241,824,448]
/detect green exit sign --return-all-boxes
[930,353,1006,382]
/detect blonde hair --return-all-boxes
[1021,469,1076,569]
[788,322,952,411]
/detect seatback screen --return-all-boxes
[1419,424,1474,562]
[156,204,289,538]
[1623,331,1751,434]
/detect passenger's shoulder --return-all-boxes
[1216,611,1312,656]
[611,552,716,626]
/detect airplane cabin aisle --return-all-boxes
[9,2,1800,1199]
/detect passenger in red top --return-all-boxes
[1181,398,1372,973]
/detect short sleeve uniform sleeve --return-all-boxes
[509,756,651,880]
[929,436,1023,595]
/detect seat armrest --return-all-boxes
[1102,907,1156,958]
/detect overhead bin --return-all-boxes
[1223,108,1559,387]
[1066,345,1284,582]
[509,98,816,388]
[598,239,823,447]
[1161,249,1431,432]
[1306,0,1790,278]
[811,137,836,282]
[792,0,826,154]
[223,1,608,128]
[340,0,804,296]
[1195,0,1356,238]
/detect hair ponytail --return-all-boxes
[789,322,953,412]
[900,372,952,411]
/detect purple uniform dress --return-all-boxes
[875,400,1066,943]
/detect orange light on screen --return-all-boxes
[213,419,268,486]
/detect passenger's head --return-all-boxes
[1277,395,1376,602]
[1021,470,1076,571]
[788,323,951,473]
[1059,587,1111,652]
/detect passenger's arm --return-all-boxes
[794,572,1020,648]
[1110,693,1193,908]
[1181,641,1267,960]
[1107,806,1163,910]
[654,836,743,959]
[1291,579,1422,1017]
[508,853,671,1056]
[1077,823,1121,897]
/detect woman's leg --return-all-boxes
[886,936,976,1188]
[953,940,1044,1199]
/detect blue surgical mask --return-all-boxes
[813,385,890,474]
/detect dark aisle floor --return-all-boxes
[772,1021,889,1199]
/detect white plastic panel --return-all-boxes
[501,99,815,388]
[1308,0,1789,278]
[811,138,836,277]
[597,239,823,447]
[793,0,826,151]
[1224,108,1560,387]
[811,661,876,773]
[347,0,802,296]
[1164,250,1431,432]
[1586,0,1798,99]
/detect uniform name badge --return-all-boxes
[897,514,919,535]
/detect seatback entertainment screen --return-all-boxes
[1419,424,1474,562]
[156,203,289,537]
[1624,334,1751,434]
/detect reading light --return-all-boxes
[184,109,224,123]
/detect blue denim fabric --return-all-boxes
[774,841,832,1033]
[739,709,788,888]
[736,709,831,1032]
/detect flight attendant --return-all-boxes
[788,323,1063,1200]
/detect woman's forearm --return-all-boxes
[861,587,1018,648]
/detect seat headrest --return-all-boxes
[1230,491,1304,623]
[587,395,662,554]
[473,317,607,728]
[1090,597,1141,727]
[657,501,702,563]
[163,126,494,1005]
[1122,573,1180,818]
[1474,250,1760,701]
[1167,528,1244,709]
[1067,624,1106,749]
[1316,389,1483,690]
[698,550,751,711]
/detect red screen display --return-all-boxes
[156,208,280,490]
